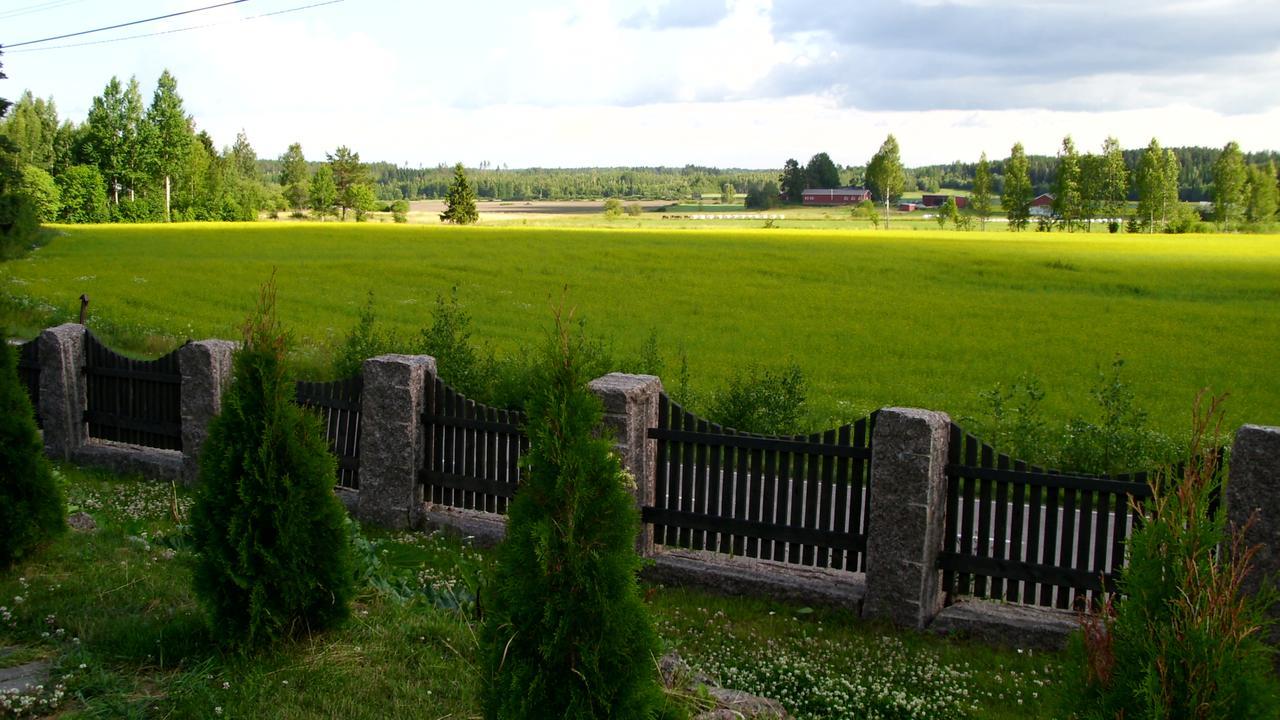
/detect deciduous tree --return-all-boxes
[1136,138,1166,232]
[1213,141,1247,231]
[1003,142,1033,231]
[278,142,309,211]
[1052,136,1083,231]
[308,164,337,219]
[1098,137,1128,229]
[55,165,108,223]
[865,134,904,228]
[971,152,993,230]
[1245,162,1278,224]
[144,70,192,222]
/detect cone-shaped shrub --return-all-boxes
[190,280,353,649]
[481,313,667,719]
[0,333,64,567]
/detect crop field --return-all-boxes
[3,223,1278,436]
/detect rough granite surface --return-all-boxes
[358,355,436,529]
[1228,424,1280,647]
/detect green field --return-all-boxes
[3,223,1278,435]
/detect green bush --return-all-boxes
[1059,358,1179,474]
[705,361,808,435]
[190,279,353,649]
[0,333,65,567]
[55,165,109,224]
[416,288,497,398]
[1061,394,1280,718]
[480,313,671,719]
[331,291,401,379]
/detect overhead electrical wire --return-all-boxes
[0,0,89,22]
[4,0,345,53]
[5,0,251,49]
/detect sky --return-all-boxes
[3,0,1279,168]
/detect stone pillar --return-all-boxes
[37,323,87,461]
[1227,424,1280,647]
[357,354,435,529]
[177,340,236,485]
[862,407,952,629]
[589,373,663,557]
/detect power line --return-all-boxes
[0,0,88,22]
[5,0,251,49]
[6,0,346,53]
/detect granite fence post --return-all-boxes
[357,354,435,529]
[862,407,952,629]
[177,340,236,486]
[588,372,663,557]
[37,323,87,461]
[1227,424,1280,648]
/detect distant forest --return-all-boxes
[258,148,1280,204]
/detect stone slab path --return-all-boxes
[0,647,51,694]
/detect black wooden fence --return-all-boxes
[643,393,875,572]
[295,376,363,490]
[83,330,183,451]
[420,377,528,514]
[16,339,40,427]
[938,423,1154,610]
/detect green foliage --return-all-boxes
[308,164,337,219]
[625,202,643,217]
[0,334,66,567]
[805,152,841,189]
[417,288,496,398]
[779,158,805,203]
[327,146,368,221]
[1060,358,1180,474]
[17,164,59,222]
[1003,142,1033,231]
[349,184,377,222]
[705,361,807,435]
[190,279,353,650]
[719,182,735,205]
[1061,395,1280,719]
[1245,161,1278,224]
[971,152,993,229]
[54,165,109,223]
[278,142,309,212]
[603,196,622,219]
[856,198,880,228]
[480,312,668,720]
[972,374,1053,464]
[626,328,664,377]
[440,162,478,224]
[743,180,780,210]
[865,134,904,227]
[1213,141,1248,231]
[1052,136,1083,231]
[331,292,401,379]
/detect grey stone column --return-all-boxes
[862,407,952,629]
[37,323,87,461]
[589,373,663,556]
[177,340,236,485]
[357,354,436,529]
[1227,424,1280,647]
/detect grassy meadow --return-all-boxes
[3,222,1278,436]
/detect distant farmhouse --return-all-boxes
[802,187,873,206]
[1030,193,1055,217]
[921,194,969,209]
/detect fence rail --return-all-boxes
[296,375,363,490]
[644,393,874,572]
[420,377,527,514]
[938,423,1152,610]
[16,339,40,427]
[83,330,183,451]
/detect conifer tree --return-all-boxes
[0,334,65,567]
[481,311,666,719]
[190,278,353,649]
[440,162,478,224]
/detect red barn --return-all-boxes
[802,187,873,206]
[921,194,969,209]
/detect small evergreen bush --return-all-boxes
[480,311,670,719]
[190,279,353,649]
[705,361,808,435]
[1061,393,1280,718]
[0,333,65,567]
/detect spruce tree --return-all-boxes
[440,162,478,224]
[190,279,353,649]
[481,313,666,719]
[0,334,65,568]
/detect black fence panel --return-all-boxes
[296,375,363,490]
[420,377,527,514]
[644,393,874,572]
[83,331,183,451]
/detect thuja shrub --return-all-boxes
[1061,393,1280,719]
[190,279,353,649]
[480,311,673,719]
[0,333,64,567]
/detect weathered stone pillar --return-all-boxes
[589,372,663,557]
[1227,424,1280,647]
[37,323,87,461]
[863,407,952,629]
[357,354,435,529]
[177,340,236,485]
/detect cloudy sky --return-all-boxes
[3,0,1278,168]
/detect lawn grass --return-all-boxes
[3,223,1277,438]
[0,466,1061,719]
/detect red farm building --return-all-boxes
[921,194,969,209]
[802,187,873,206]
